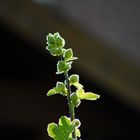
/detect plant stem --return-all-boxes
[64,72,76,140]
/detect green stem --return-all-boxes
[64,72,76,140]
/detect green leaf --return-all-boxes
[69,74,83,90]
[47,123,58,138]
[73,83,83,89]
[64,48,78,61]
[70,92,81,107]
[46,33,55,44]
[46,33,65,56]
[47,88,58,96]
[54,32,60,38]
[64,48,73,60]
[75,128,81,137]
[47,82,68,96]
[81,92,100,100]
[47,116,74,140]
[47,44,57,50]
[58,116,71,126]
[76,88,84,97]
[69,74,79,84]
[76,88,100,101]
[47,44,63,56]
[56,36,65,48]
[55,82,67,96]
[72,118,81,137]
[67,57,78,61]
[56,61,72,74]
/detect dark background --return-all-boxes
[0,1,140,140]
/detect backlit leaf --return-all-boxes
[70,92,81,107]
[64,48,78,61]
[73,83,83,89]
[47,116,74,140]
[64,48,73,60]
[46,33,65,56]
[47,33,55,44]
[81,92,100,100]
[55,82,67,96]
[56,36,65,48]
[56,61,72,74]
[47,123,57,138]
[69,74,79,84]
[76,88,100,101]
[75,128,81,138]
[47,88,58,96]
[47,44,63,56]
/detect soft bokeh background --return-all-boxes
[0,0,140,140]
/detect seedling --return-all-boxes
[46,32,100,140]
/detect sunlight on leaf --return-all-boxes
[47,123,57,138]
[47,88,58,96]
[55,82,68,96]
[77,88,100,101]
[56,61,72,74]
[69,74,79,84]
[47,116,74,140]
[70,92,81,107]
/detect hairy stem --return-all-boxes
[64,72,76,140]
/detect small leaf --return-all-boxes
[76,88,100,101]
[56,36,65,48]
[64,48,73,60]
[81,92,100,100]
[69,74,79,84]
[70,92,81,107]
[73,82,83,89]
[47,116,74,140]
[69,74,83,89]
[75,128,81,137]
[76,88,84,97]
[55,82,67,96]
[47,88,58,96]
[47,44,57,50]
[54,32,60,38]
[67,57,78,61]
[46,33,65,56]
[46,33,55,44]
[64,48,78,61]
[47,123,58,138]
[58,116,71,126]
[56,61,72,74]
[47,44,63,56]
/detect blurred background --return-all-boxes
[0,0,140,140]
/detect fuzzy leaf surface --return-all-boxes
[47,82,67,96]
[47,45,63,56]
[47,123,57,138]
[55,36,65,48]
[56,61,72,74]
[47,33,55,44]
[47,88,58,96]
[63,48,78,61]
[47,116,74,140]
[69,74,79,84]
[46,32,65,56]
[77,88,100,100]
[70,92,81,107]
[55,82,67,96]
[75,128,81,138]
